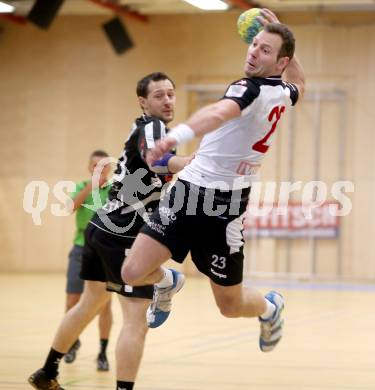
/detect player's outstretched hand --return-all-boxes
[257,8,280,26]
[146,137,177,166]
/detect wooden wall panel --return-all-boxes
[0,14,374,280]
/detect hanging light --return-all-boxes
[183,0,229,11]
[0,1,15,13]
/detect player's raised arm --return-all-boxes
[146,99,241,164]
[184,98,241,138]
[259,8,305,98]
[283,54,305,99]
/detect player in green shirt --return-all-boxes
[65,150,113,371]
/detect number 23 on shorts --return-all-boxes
[211,254,227,270]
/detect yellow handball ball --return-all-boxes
[237,8,263,44]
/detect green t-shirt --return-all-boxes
[71,180,111,247]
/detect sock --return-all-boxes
[42,348,64,379]
[155,268,174,288]
[116,380,134,390]
[70,338,80,350]
[260,298,276,320]
[99,338,108,355]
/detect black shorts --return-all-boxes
[140,179,250,286]
[80,223,154,299]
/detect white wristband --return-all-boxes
[167,124,195,146]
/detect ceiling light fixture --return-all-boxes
[183,0,229,11]
[0,1,15,13]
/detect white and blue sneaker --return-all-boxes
[259,291,285,352]
[147,269,185,328]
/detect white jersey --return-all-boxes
[179,76,299,190]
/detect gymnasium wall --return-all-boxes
[0,12,374,280]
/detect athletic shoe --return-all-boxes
[64,339,81,363]
[146,269,185,328]
[28,369,64,390]
[259,291,285,352]
[96,353,109,371]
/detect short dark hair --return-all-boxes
[265,23,295,60]
[90,150,109,159]
[136,72,175,98]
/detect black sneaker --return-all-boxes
[96,353,109,371]
[64,339,81,363]
[28,369,64,390]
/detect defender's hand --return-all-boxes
[146,137,177,166]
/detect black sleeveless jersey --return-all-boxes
[91,114,174,237]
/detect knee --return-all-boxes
[217,300,241,318]
[74,299,102,321]
[121,266,147,287]
[121,262,139,286]
[123,318,149,339]
[133,322,149,338]
[79,292,108,316]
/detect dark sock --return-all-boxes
[116,381,134,390]
[70,339,80,350]
[42,348,64,379]
[100,338,109,355]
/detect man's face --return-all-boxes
[89,156,111,179]
[244,30,288,78]
[139,79,176,124]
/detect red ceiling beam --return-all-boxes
[0,13,27,24]
[228,0,258,10]
[88,0,148,23]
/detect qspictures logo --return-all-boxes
[22,160,355,230]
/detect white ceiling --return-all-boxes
[4,0,375,17]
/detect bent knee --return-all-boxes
[217,301,241,318]
[74,299,104,320]
[121,262,140,286]
[124,321,149,337]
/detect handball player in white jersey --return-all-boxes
[122,9,305,352]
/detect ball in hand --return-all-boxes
[237,8,263,44]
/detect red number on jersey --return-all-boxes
[252,105,285,153]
